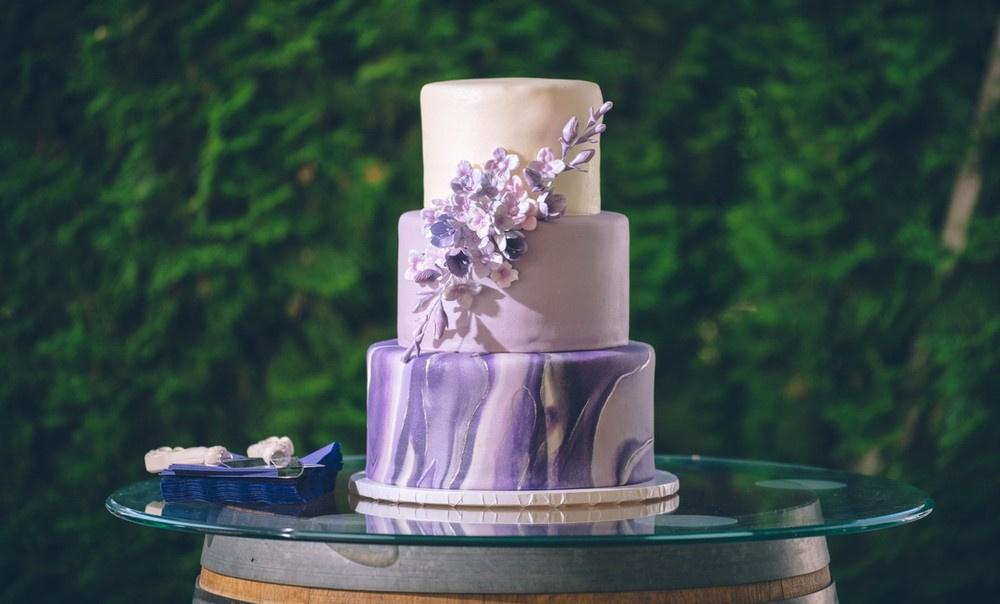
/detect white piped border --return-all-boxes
[349,470,679,509]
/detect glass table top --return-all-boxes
[106,455,933,546]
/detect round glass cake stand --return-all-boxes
[107,455,933,603]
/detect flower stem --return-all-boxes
[402,276,451,362]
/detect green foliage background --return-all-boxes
[3,1,998,601]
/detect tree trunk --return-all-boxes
[940,17,1000,253]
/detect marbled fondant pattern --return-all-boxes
[366,340,655,490]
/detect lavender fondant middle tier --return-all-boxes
[397,210,630,354]
[366,340,655,491]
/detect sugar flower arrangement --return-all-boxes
[403,101,613,361]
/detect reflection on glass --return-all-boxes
[106,455,933,544]
[354,495,678,537]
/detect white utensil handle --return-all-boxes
[247,436,294,466]
[144,445,231,473]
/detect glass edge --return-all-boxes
[103,498,934,547]
[104,465,936,547]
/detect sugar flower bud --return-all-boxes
[561,116,579,146]
[569,149,595,169]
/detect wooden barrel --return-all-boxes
[193,535,837,603]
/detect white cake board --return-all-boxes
[349,470,679,509]
[353,493,679,525]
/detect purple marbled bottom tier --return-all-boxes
[365,340,655,491]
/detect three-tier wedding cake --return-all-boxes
[360,78,662,501]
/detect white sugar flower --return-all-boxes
[515,199,539,231]
[444,281,483,309]
[466,206,493,238]
[490,262,519,289]
[404,250,425,281]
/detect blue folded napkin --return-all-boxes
[159,442,342,506]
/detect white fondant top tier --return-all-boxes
[421,78,604,216]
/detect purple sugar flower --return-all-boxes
[502,230,527,261]
[528,147,566,183]
[507,174,527,198]
[524,168,545,193]
[474,171,499,199]
[428,214,462,248]
[450,161,483,195]
[538,191,567,219]
[484,147,520,183]
[444,193,471,219]
[445,250,471,277]
[421,206,439,222]
[493,191,523,230]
